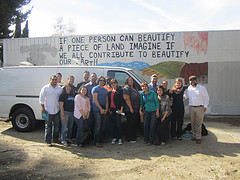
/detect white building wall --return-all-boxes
[2,30,240,115]
[208,61,240,115]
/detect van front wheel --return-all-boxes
[11,108,36,132]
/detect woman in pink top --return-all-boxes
[74,86,90,147]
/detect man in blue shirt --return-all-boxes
[148,74,159,92]
[92,76,109,147]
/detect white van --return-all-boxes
[0,66,144,132]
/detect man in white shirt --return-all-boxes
[184,76,209,144]
[39,75,63,146]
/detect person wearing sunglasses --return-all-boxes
[92,76,109,147]
[108,79,124,145]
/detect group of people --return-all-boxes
[39,71,209,148]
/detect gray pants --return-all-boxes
[189,106,204,139]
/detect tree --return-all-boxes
[22,20,29,38]
[0,0,32,66]
[53,17,66,36]
[0,0,32,39]
[14,15,22,38]
[53,17,76,36]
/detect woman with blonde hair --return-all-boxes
[170,78,188,140]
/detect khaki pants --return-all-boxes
[189,106,204,140]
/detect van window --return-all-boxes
[107,70,141,90]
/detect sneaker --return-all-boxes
[130,140,136,143]
[147,143,152,146]
[95,143,103,148]
[77,144,83,147]
[53,139,61,144]
[191,137,196,141]
[177,137,182,140]
[62,141,68,146]
[196,139,201,144]
[118,139,122,145]
[67,140,74,144]
[46,143,52,147]
[161,142,166,146]
[111,138,116,144]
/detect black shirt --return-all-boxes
[172,85,188,108]
[59,93,75,112]
[76,81,90,91]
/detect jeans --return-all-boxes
[109,108,122,139]
[75,116,88,145]
[143,111,156,144]
[45,112,60,144]
[93,111,107,144]
[61,111,74,143]
[105,112,111,139]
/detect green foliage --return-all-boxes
[14,15,21,38]
[0,0,32,39]
[0,45,2,67]
[22,20,29,37]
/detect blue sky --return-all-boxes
[24,0,240,37]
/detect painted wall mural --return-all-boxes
[184,32,208,54]
[4,30,239,84]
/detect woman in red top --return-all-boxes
[108,79,124,145]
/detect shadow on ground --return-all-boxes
[1,117,240,161]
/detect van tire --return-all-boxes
[11,108,36,132]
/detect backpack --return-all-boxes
[182,123,208,136]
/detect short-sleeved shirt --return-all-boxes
[85,81,97,105]
[92,85,108,111]
[123,85,140,113]
[59,93,75,112]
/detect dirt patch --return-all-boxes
[0,117,240,179]
[204,116,240,127]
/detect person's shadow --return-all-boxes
[1,120,240,161]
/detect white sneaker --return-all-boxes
[118,139,122,145]
[130,140,136,143]
[111,138,116,144]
